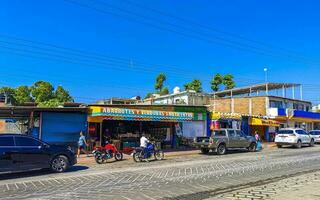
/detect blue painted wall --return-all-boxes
[206,113,211,137]
[294,110,320,119]
[241,117,250,136]
[40,112,87,145]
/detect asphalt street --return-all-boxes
[1,146,320,200]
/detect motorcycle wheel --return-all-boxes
[115,153,123,161]
[133,152,142,162]
[154,150,164,160]
[94,153,104,164]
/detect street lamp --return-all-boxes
[264,68,268,83]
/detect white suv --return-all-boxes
[309,130,320,143]
[275,128,315,148]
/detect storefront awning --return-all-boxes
[88,106,196,122]
[250,118,280,127]
[289,117,320,123]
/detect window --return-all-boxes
[236,130,245,137]
[228,130,236,137]
[15,136,42,147]
[214,130,226,137]
[0,136,14,147]
[293,103,304,111]
[306,106,310,112]
[295,130,307,135]
[309,131,320,135]
[270,100,283,108]
[278,130,294,134]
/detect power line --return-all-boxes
[121,0,310,60]
[62,0,319,65]
[0,36,263,85]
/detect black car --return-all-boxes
[0,134,77,174]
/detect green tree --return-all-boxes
[31,81,54,103]
[184,79,202,93]
[55,86,74,102]
[159,87,169,96]
[145,92,153,99]
[0,87,16,104]
[14,86,33,105]
[222,74,235,90]
[155,73,166,92]
[38,98,62,108]
[210,74,223,92]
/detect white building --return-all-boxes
[145,87,211,106]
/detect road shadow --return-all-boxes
[0,165,89,180]
[95,158,129,164]
[200,149,255,156]
[277,145,313,149]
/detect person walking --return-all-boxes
[254,131,260,141]
[77,131,89,158]
[254,131,262,151]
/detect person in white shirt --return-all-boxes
[140,134,149,148]
[140,133,150,159]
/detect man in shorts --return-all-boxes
[77,131,89,157]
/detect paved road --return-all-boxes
[1,146,320,200]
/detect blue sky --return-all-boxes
[1,0,320,103]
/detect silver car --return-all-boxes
[194,129,257,155]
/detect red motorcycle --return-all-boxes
[92,143,123,164]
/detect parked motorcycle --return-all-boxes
[132,142,164,162]
[92,143,123,164]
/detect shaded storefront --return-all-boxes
[269,108,320,132]
[88,106,206,151]
[0,107,88,148]
[210,112,242,131]
[249,117,280,142]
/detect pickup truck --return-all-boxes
[193,129,257,155]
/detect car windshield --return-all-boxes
[278,130,294,134]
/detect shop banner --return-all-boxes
[89,106,196,121]
[250,118,280,127]
[211,112,242,120]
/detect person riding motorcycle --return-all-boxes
[140,133,150,159]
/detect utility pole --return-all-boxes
[264,68,268,83]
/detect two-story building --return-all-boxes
[145,89,211,106]
[209,83,320,141]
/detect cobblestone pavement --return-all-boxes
[207,169,320,200]
[1,146,320,200]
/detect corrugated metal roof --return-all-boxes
[213,83,300,97]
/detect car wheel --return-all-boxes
[50,155,69,173]
[248,142,257,152]
[200,148,209,154]
[296,140,302,149]
[310,139,315,147]
[217,144,226,155]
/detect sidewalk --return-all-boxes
[77,142,277,165]
[77,149,200,165]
